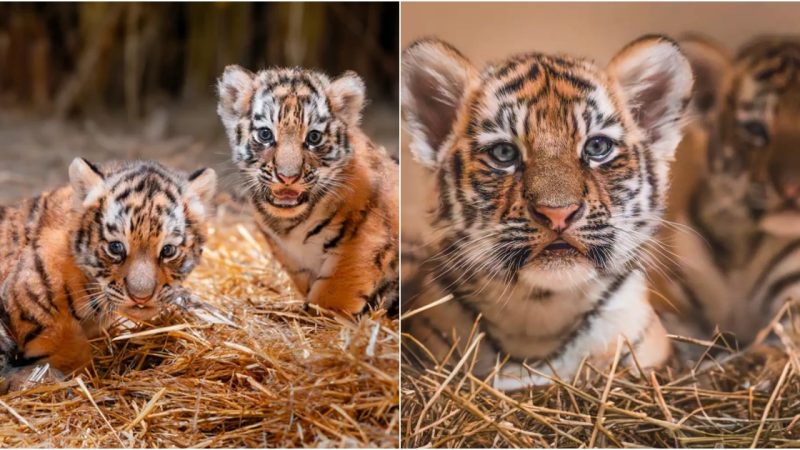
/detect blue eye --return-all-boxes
[583,136,615,162]
[488,143,519,166]
[108,241,126,259]
[305,130,323,146]
[256,128,274,144]
[160,244,177,259]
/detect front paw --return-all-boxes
[310,297,368,316]
[0,364,66,393]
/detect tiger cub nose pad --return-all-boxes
[276,171,301,185]
[531,202,584,232]
[125,276,156,303]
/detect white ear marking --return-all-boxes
[186,168,217,218]
[402,39,479,169]
[68,157,105,206]
[327,71,366,125]
[608,35,694,159]
[216,65,255,132]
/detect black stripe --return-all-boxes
[760,271,800,314]
[81,158,104,178]
[323,221,349,251]
[373,240,395,269]
[543,272,631,363]
[304,214,335,243]
[188,168,208,181]
[65,284,82,322]
[25,286,53,316]
[33,251,55,305]
[11,354,49,367]
[20,323,43,347]
[748,239,800,300]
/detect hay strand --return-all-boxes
[402,300,800,448]
[0,212,398,447]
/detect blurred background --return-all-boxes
[0,2,398,203]
[400,2,800,228]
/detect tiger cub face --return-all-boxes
[216,66,365,220]
[683,37,800,236]
[402,37,692,290]
[69,159,216,321]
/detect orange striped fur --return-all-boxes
[217,67,398,315]
[0,159,215,390]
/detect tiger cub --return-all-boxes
[655,36,800,348]
[216,66,398,315]
[401,36,693,390]
[0,159,216,390]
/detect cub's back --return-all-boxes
[0,187,74,286]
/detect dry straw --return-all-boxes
[402,299,800,448]
[0,212,399,448]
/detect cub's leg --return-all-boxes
[494,314,671,390]
[307,223,397,314]
[20,316,93,375]
[493,275,670,391]
[2,254,94,381]
[0,314,89,393]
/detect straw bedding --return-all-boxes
[0,211,399,448]
[401,301,800,448]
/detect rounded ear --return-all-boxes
[186,168,217,218]
[69,157,105,205]
[327,71,366,125]
[216,65,256,129]
[402,38,479,169]
[608,35,694,158]
[679,35,733,128]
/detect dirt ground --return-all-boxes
[0,100,398,204]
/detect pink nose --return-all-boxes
[532,203,583,232]
[276,172,301,185]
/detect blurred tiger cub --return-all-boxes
[401,36,693,390]
[217,66,398,315]
[655,37,800,347]
[0,159,216,391]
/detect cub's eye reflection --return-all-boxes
[160,244,177,259]
[488,143,520,167]
[108,241,126,258]
[306,130,323,146]
[583,136,615,162]
[255,128,274,144]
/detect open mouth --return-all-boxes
[120,302,158,320]
[543,240,575,251]
[539,239,580,258]
[269,188,308,208]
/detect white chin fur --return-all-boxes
[518,262,598,291]
[759,211,800,237]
